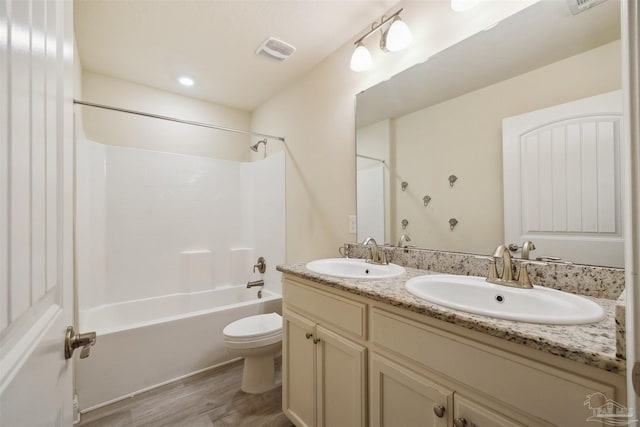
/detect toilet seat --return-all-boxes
[223,313,282,349]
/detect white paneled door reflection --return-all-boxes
[520,119,619,234]
[503,90,623,267]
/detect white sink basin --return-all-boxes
[306,258,405,279]
[405,274,605,325]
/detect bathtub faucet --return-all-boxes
[247,279,264,288]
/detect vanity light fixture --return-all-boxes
[350,8,412,72]
[178,76,194,87]
[381,14,412,52]
[350,42,373,72]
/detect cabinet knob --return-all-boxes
[313,337,321,344]
[433,405,445,418]
[305,332,313,339]
[454,418,467,427]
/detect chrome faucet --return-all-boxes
[493,244,514,282]
[486,244,535,288]
[397,234,412,248]
[522,240,536,260]
[247,279,264,288]
[484,245,545,289]
[362,237,388,265]
[507,241,536,260]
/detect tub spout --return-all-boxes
[247,279,264,288]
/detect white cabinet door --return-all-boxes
[283,308,367,427]
[503,90,623,267]
[316,325,366,427]
[0,0,75,425]
[453,394,530,427]
[370,353,452,427]
[283,309,317,427]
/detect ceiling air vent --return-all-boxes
[255,37,296,61]
[566,0,607,15]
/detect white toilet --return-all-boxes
[223,312,283,394]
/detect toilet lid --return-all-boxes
[223,312,282,340]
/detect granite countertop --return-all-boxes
[277,263,625,375]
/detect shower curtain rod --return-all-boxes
[357,154,386,164]
[73,100,286,142]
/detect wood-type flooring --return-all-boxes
[77,359,292,427]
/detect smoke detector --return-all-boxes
[566,0,607,15]
[255,37,296,61]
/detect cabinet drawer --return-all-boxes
[371,308,615,426]
[283,279,366,339]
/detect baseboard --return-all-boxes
[78,357,243,415]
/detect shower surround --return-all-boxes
[75,139,285,410]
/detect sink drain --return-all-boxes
[495,294,505,304]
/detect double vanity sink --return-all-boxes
[305,257,605,326]
[281,253,624,426]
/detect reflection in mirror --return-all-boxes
[355,0,622,267]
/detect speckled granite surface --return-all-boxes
[616,289,626,359]
[277,262,625,375]
[346,244,625,300]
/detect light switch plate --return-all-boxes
[349,215,357,234]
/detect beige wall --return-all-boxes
[394,40,621,255]
[250,0,536,263]
[81,71,252,161]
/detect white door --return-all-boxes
[503,90,623,267]
[0,0,75,425]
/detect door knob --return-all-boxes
[65,326,96,359]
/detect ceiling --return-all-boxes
[74,0,398,112]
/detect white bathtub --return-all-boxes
[76,286,282,412]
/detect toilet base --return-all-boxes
[241,354,276,394]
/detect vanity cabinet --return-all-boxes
[282,275,625,427]
[370,353,533,427]
[282,280,367,427]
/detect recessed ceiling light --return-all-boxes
[178,76,194,87]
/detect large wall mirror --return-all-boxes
[355,0,622,267]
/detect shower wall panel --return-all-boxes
[76,139,285,309]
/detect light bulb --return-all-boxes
[350,43,372,72]
[178,76,194,87]
[384,16,412,52]
[451,0,479,12]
